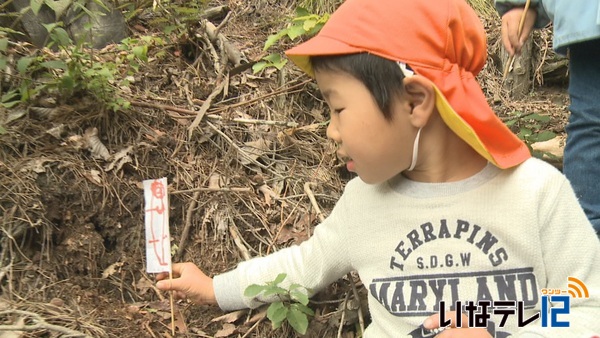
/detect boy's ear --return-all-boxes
[402,76,437,128]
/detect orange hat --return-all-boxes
[285,0,530,169]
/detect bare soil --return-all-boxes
[0,2,569,337]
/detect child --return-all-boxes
[157,0,600,336]
[495,0,600,237]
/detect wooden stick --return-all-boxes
[169,271,175,335]
[170,186,252,195]
[502,0,532,83]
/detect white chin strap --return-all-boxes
[407,128,422,171]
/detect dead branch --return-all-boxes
[206,114,298,128]
[130,100,298,127]
[229,222,251,261]
[205,121,281,178]
[200,5,230,20]
[188,80,227,137]
[337,292,350,338]
[208,79,311,114]
[176,190,201,260]
[0,310,92,337]
[303,182,325,222]
[202,19,246,67]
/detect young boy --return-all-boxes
[157,0,600,336]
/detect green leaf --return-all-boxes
[264,31,287,51]
[41,60,68,70]
[132,45,148,62]
[0,125,6,134]
[267,301,288,325]
[0,57,6,71]
[17,57,35,74]
[262,286,287,297]
[0,27,26,35]
[291,303,315,316]
[60,74,75,91]
[244,284,266,298]
[90,0,110,12]
[295,7,310,17]
[30,0,44,15]
[0,38,8,53]
[263,53,282,63]
[518,128,532,137]
[504,119,516,127]
[303,19,317,32]
[42,22,60,33]
[286,307,309,335]
[1,100,20,108]
[289,286,309,305]
[286,25,307,40]
[45,0,73,19]
[54,27,71,45]
[19,83,30,101]
[272,58,287,70]
[306,22,325,36]
[252,61,267,74]
[526,113,551,122]
[531,131,556,143]
[272,273,287,286]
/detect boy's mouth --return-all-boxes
[338,152,355,172]
[346,160,356,172]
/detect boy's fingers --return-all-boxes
[155,272,169,281]
[156,277,184,292]
[501,20,516,56]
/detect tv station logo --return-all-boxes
[435,276,590,329]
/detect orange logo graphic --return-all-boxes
[567,276,589,299]
[540,276,589,298]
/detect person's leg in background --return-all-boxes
[564,39,600,236]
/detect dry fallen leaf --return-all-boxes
[257,184,279,205]
[214,323,236,338]
[239,138,271,166]
[174,307,188,333]
[211,309,247,323]
[84,127,111,161]
[105,146,133,172]
[134,277,154,295]
[208,173,223,189]
[0,316,25,338]
[101,261,124,278]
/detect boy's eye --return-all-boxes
[332,108,344,114]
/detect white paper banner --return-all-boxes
[143,177,172,273]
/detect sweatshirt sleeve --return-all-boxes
[213,190,354,311]
[494,0,552,29]
[513,178,600,337]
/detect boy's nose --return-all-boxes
[326,115,341,142]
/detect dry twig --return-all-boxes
[229,222,251,261]
[0,310,92,337]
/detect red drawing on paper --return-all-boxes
[145,179,169,267]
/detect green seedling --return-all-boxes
[244,273,314,335]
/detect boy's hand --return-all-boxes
[156,262,218,305]
[501,6,537,56]
[423,311,492,338]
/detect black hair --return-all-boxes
[310,53,406,120]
